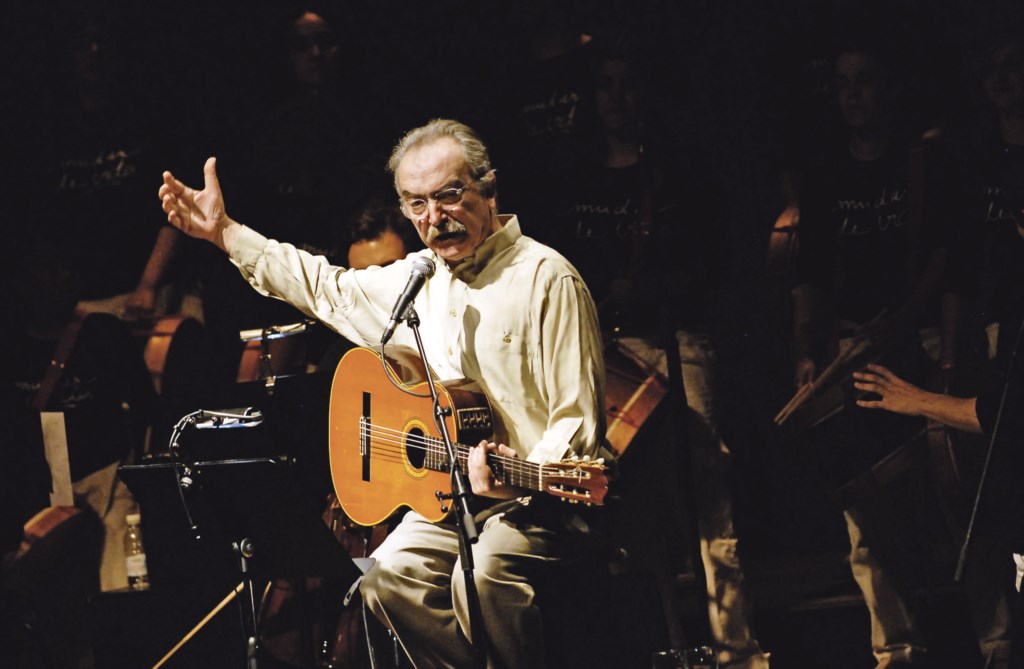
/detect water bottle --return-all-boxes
[124,512,150,590]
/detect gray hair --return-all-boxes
[387,119,495,195]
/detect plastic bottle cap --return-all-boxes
[126,513,141,524]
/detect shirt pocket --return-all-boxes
[471,328,542,410]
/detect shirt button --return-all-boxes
[449,309,457,318]
[503,335,512,344]
[448,348,454,356]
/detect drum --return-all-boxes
[236,321,313,383]
[142,315,203,394]
[604,341,669,458]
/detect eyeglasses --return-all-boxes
[401,184,472,217]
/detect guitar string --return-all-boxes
[344,425,605,501]
[359,423,583,479]
[359,427,544,485]
[356,423,598,480]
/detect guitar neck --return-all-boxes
[423,438,545,493]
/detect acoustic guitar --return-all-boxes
[328,347,610,527]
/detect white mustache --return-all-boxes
[425,219,468,243]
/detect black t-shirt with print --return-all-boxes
[33,97,169,301]
[555,154,727,336]
[945,141,1024,359]
[796,140,959,328]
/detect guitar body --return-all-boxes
[329,347,494,526]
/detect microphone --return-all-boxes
[381,256,435,345]
[193,407,264,430]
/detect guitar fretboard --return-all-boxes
[421,437,545,492]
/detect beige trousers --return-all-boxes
[360,500,598,669]
[72,460,136,592]
[619,332,768,668]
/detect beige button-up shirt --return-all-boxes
[230,215,609,463]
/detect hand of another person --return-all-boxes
[158,157,236,251]
[852,363,927,416]
[468,440,519,498]
[793,355,817,389]
[123,284,156,321]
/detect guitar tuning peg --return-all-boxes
[570,454,580,461]
[596,457,605,465]
[582,454,591,462]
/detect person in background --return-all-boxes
[316,194,423,373]
[548,36,767,667]
[345,194,423,271]
[854,340,1023,667]
[199,3,383,384]
[789,37,967,667]
[27,7,184,322]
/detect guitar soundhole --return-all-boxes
[406,427,426,469]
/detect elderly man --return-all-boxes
[159,118,611,668]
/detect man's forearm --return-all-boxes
[914,391,981,434]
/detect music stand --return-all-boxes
[119,451,362,668]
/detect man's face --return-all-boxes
[70,19,105,84]
[985,43,1024,113]
[288,12,339,88]
[835,52,883,130]
[396,139,498,265]
[595,59,640,133]
[348,229,408,270]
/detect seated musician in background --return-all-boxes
[0,241,157,667]
[344,193,423,271]
[316,193,424,372]
[159,118,612,668]
[1,242,156,591]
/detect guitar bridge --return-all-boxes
[359,415,369,458]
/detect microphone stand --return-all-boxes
[168,410,203,540]
[954,313,1024,582]
[404,307,488,669]
[166,409,266,668]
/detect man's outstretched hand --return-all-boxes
[852,363,926,417]
[158,157,238,252]
[853,362,982,433]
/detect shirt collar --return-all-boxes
[443,214,520,283]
